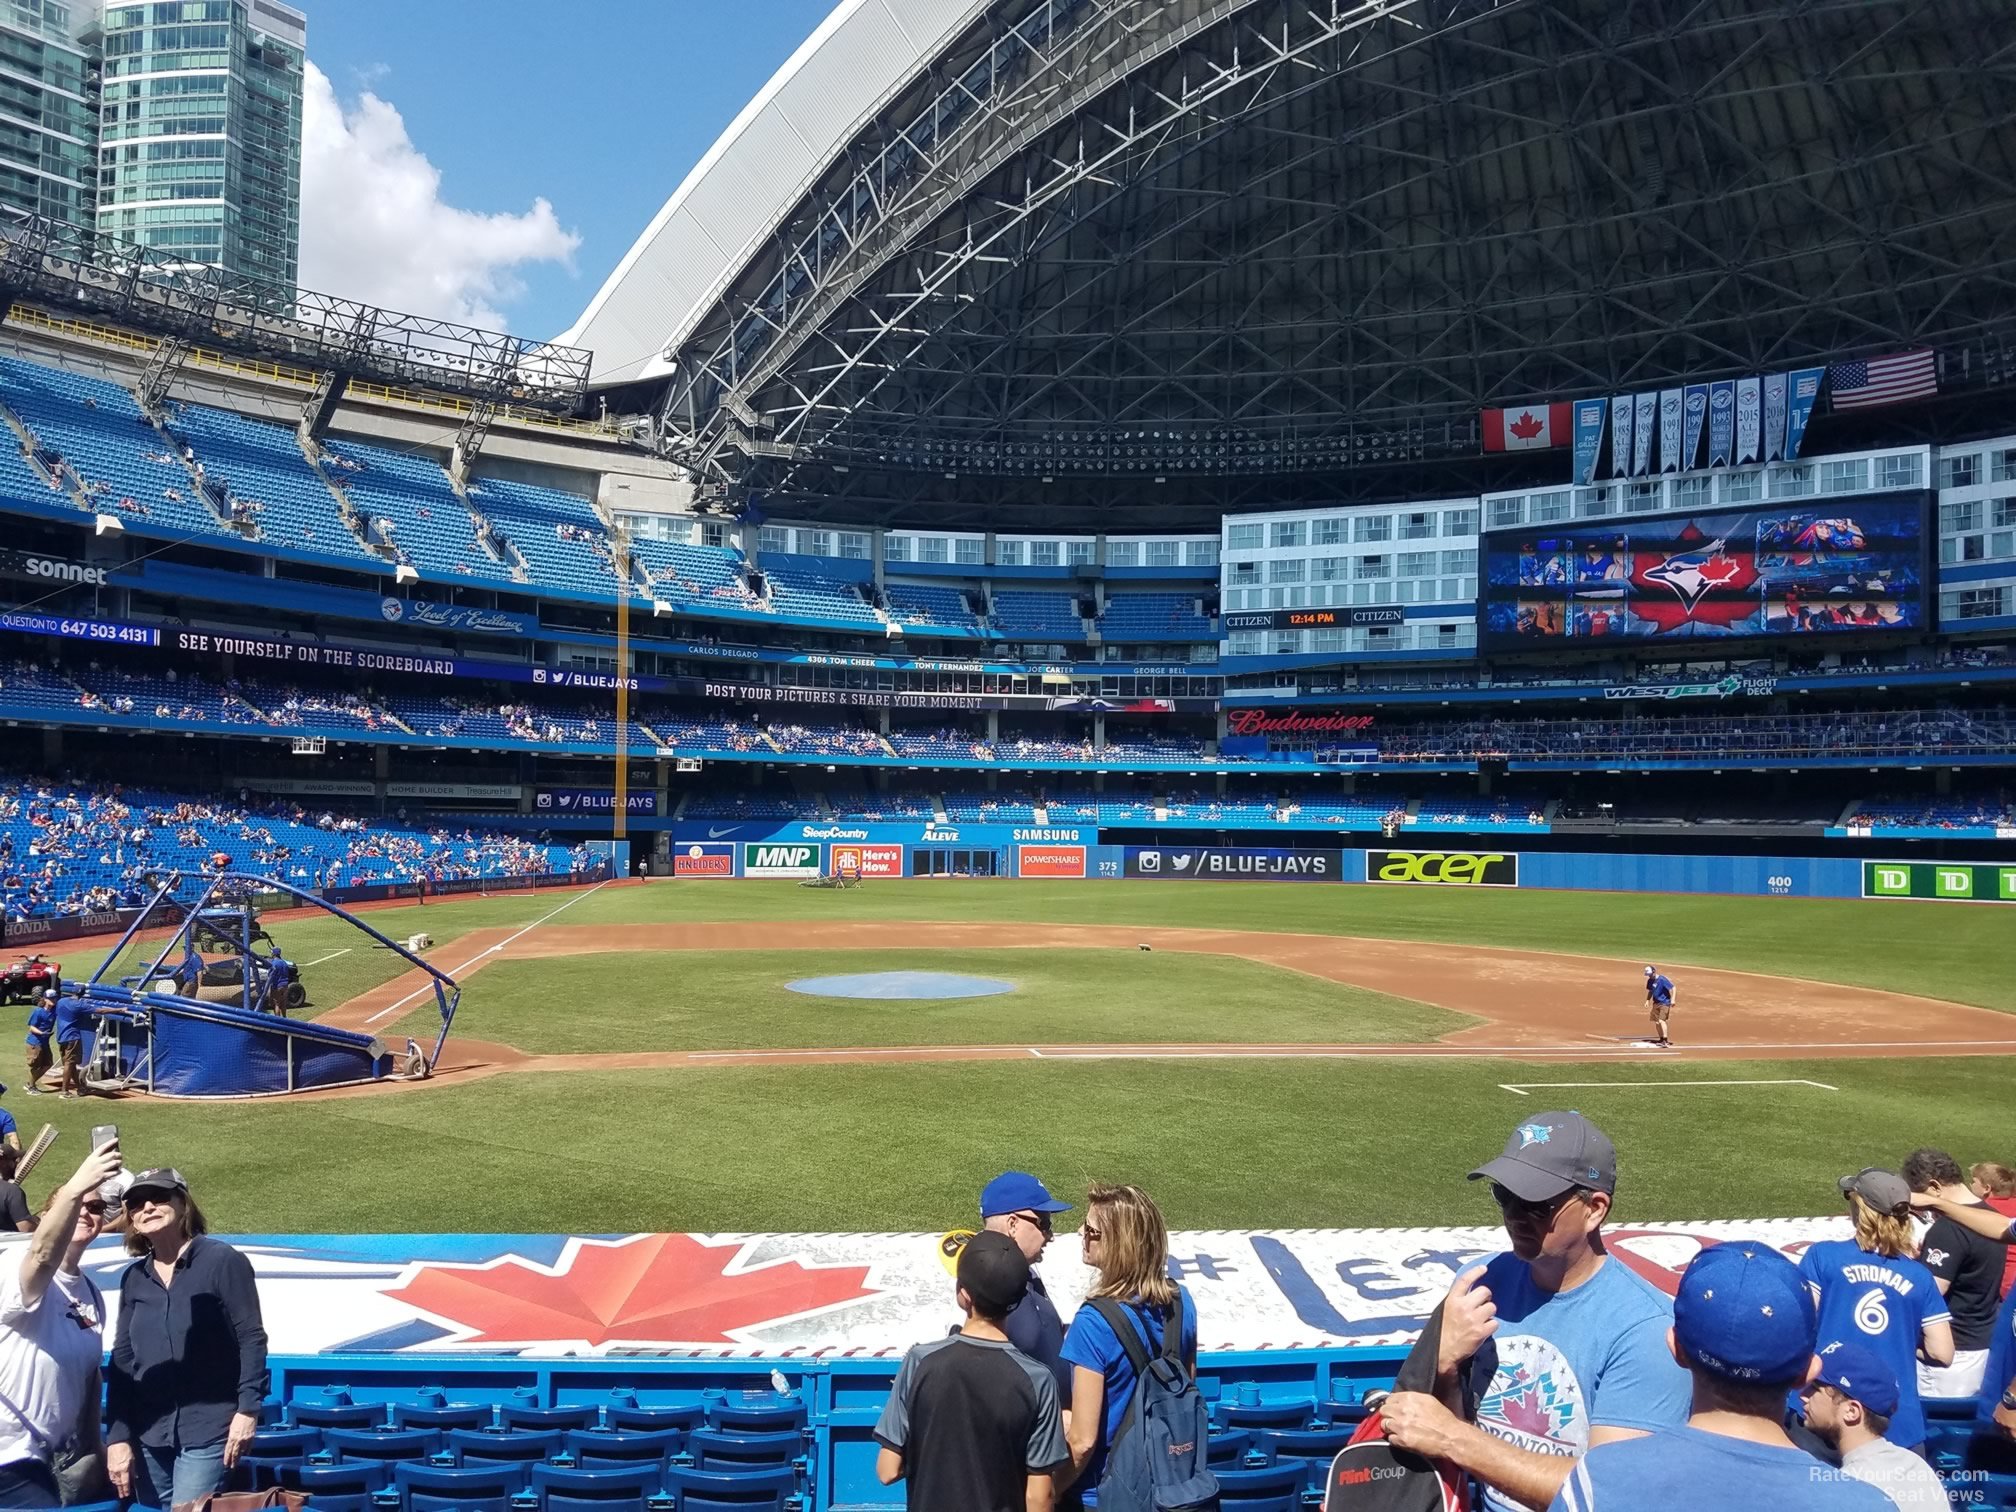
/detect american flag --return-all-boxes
[1827,348,1937,410]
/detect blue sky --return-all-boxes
[301,0,839,340]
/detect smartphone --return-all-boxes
[90,1124,118,1152]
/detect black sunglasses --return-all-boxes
[1012,1210,1053,1237]
[79,1201,107,1217]
[1491,1183,1586,1221]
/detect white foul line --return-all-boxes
[365,881,610,1025]
[1499,1078,1840,1097]
[302,948,351,967]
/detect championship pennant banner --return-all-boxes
[16,1220,1851,1358]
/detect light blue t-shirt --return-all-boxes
[1798,1240,1948,1449]
[1550,1426,1893,1512]
[1463,1253,1691,1512]
[1059,1284,1197,1492]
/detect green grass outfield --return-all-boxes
[15,878,2011,1233]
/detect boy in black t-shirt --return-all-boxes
[1904,1147,2007,1399]
[876,1230,1070,1512]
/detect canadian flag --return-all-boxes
[1482,402,1571,452]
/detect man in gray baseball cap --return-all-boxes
[1382,1112,1690,1512]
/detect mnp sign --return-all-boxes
[1863,860,2016,904]
[743,842,822,878]
[1367,850,1519,887]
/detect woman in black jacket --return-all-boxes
[104,1169,267,1509]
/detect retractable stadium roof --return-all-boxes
[568,0,2016,528]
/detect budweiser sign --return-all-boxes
[1226,709,1376,736]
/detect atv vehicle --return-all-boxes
[140,906,308,1014]
[0,954,60,1005]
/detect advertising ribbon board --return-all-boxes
[1862,861,2016,903]
[1366,850,1520,887]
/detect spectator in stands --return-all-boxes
[1969,1163,2016,1300]
[1548,1243,1890,1511]
[1902,1148,2004,1400]
[874,1229,1067,1512]
[1060,1183,1197,1500]
[0,1139,120,1509]
[979,1172,1074,1403]
[105,1169,267,1508]
[1798,1342,1950,1511]
[1803,1170,1952,1452]
[1382,1111,1689,1512]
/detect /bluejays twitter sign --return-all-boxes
[1477,493,1930,648]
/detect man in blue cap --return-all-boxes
[979,1173,1074,1401]
[1548,1242,1890,1510]
[1800,1341,1949,1510]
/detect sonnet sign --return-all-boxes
[1225,709,1376,737]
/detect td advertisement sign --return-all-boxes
[1366,850,1520,887]
[742,842,822,878]
[1123,847,1340,881]
[1863,860,2016,904]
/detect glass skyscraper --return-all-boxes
[88,0,304,287]
[0,2,98,229]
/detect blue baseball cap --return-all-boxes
[1674,1241,1816,1385]
[979,1172,1072,1219]
[1811,1340,1900,1418]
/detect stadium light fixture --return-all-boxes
[94,513,123,535]
[394,564,419,585]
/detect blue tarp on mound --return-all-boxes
[107,995,388,1095]
[785,971,1017,1000]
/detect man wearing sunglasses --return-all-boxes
[979,1172,1074,1404]
[1383,1111,1690,1512]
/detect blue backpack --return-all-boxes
[1086,1295,1220,1512]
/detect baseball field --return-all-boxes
[16,878,2015,1235]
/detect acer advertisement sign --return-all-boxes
[1477,493,1930,650]
[1367,850,1519,887]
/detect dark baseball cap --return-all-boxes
[1469,1111,1616,1201]
[1811,1340,1900,1418]
[1839,1168,1911,1216]
[124,1168,188,1201]
[1674,1241,1816,1385]
[956,1229,1031,1316]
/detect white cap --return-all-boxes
[1645,965,1656,975]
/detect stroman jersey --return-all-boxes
[1800,1240,1949,1449]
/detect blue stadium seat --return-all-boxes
[563,1428,686,1470]
[285,1458,391,1512]
[1211,1458,1304,1512]
[292,1403,388,1430]
[530,1461,663,1512]
[1219,1399,1313,1429]
[661,1464,797,1512]
[392,1459,524,1512]
[323,1427,440,1463]
[705,1400,805,1435]
[1205,1429,1253,1466]
[232,1426,324,1488]
[449,1427,567,1473]
[606,1406,707,1435]
[683,1429,800,1472]
[1253,1425,1357,1492]
[394,1403,496,1432]
[501,1406,601,1433]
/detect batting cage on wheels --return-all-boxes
[61,871,460,1098]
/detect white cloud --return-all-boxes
[298,62,580,331]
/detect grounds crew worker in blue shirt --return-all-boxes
[980,1172,1074,1399]
[1381,1111,1690,1512]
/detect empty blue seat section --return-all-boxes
[941,789,1038,822]
[392,1459,522,1512]
[322,434,518,585]
[662,1463,797,1511]
[761,557,880,626]
[465,476,621,596]
[169,404,375,563]
[885,582,984,632]
[0,355,224,537]
[1099,591,1214,639]
[992,589,1085,638]
[631,538,762,615]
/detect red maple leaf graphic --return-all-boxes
[383,1235,881,1346]
[1628,523,1760,634]
[1508,410,1544,441]
[1497,1387,1559,1440]
[1607,1230,1720,1296]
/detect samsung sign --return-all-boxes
[1222,607,1405,633]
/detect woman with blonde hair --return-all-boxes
[1797,1168,1954,1452]
[1058,1183,1202,1506]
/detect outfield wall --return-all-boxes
[665,828,2016,900]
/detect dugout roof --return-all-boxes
[568,0,2016,527]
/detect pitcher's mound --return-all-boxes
[786,970,1017,1000]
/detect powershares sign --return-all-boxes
[1123,847,1340,881]
[743,843,822,878]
